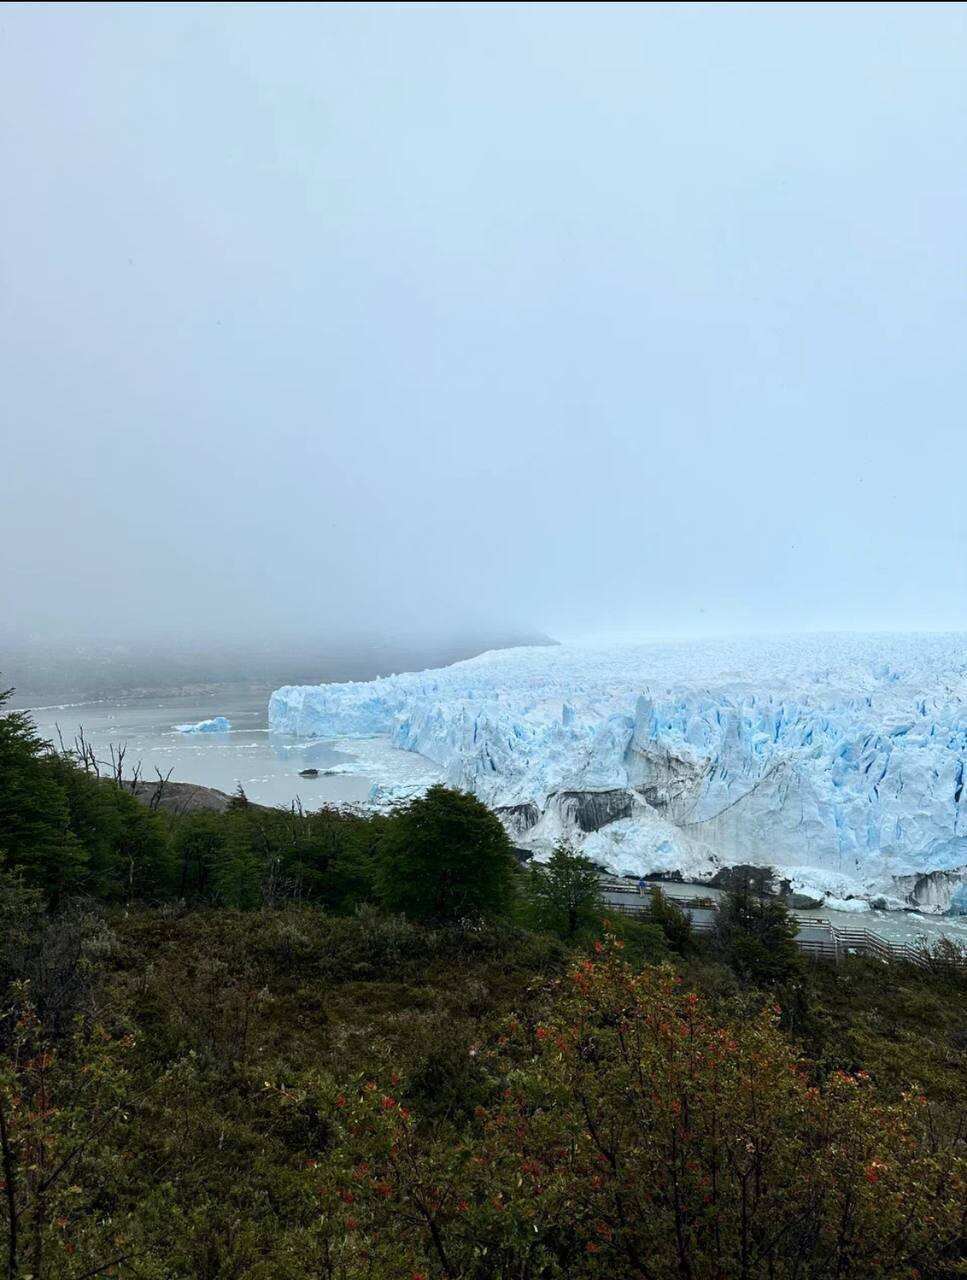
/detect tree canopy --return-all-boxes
[376,784,517,922]
[714,884,803,984]
[526,841,603,938]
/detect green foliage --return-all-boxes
[714,885,803,984]
[81,780,173,903]
[0,691,171,905]
[169,803,382,911]
[645,884,696,955]
[171,812,226,900]
[603,911,670,966]
[376,784,518,923]
[249,804,382,910]
[0,863,45,1005]
[525,841,603,938]
[790,950,967,1108]
[0,689,87,901]
[111,789,172,901]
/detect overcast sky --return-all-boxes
[3,2,966,647]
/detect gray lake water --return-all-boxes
[27,683,441,810]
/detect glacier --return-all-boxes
[268,634,967,912]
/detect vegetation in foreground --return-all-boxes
[0,687,964,1278]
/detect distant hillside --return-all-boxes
[2,629,557,707]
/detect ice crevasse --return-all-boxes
[268,634,967,912]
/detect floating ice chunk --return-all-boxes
[175,716,231,734]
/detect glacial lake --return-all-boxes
[27,683,442,810]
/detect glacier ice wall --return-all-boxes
[269,634,967,905]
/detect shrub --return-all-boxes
[330,941,966,1279]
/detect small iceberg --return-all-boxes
[175,716,232,734]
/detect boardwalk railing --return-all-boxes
[601,883,961,968]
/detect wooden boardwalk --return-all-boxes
[599,881,954,967]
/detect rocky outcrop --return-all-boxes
[550,789,635,833]
[120,779,245,814]
[495,802,541,838]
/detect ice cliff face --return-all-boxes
[269,634,967,911]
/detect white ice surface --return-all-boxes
[270,634,967,910]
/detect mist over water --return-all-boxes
[1,628,555,708]
[3,4,967,648]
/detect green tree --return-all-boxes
[170,808,261,908]
[0,861,45,1005]
[527,842,603,938]
[377,785,517,923]
[714,884,802,984]
[646,884,696,955]
[268,807,379,910]
[172,812,227,900]
[0,689,87,902]
[48,757,171,902]
[112,789,172,901]
[214,812,263,909]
